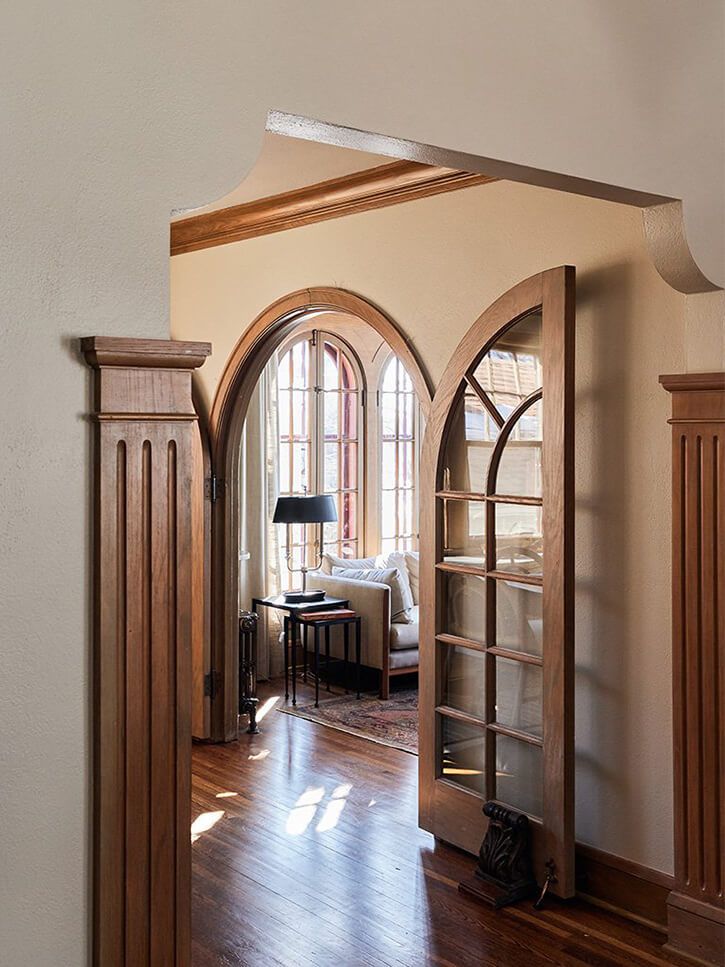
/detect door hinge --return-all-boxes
[205,475,225,503]
[204,670,222,700]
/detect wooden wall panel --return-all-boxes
[83,337,211,967]
[661,372,725,966]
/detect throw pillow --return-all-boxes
[375,552,415,612]
[321,552,376,575]
[331,566,413,623]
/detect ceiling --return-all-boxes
[172,133,392,219]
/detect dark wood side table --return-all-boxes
[251,594,349,705]
[296,611,362,708]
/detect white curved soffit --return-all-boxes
[269,111,722,296]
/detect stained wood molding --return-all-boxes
[82,336,211,966]
[661,371,725,966]
[170,161,497,255]
[576,843,674,932]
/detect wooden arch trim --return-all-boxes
[210,286,432,450]
[207,287,433,740]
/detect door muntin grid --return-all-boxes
[435,310,545,818]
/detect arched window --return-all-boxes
[276,331,363,582]
[379,354,419,555]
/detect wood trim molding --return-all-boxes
[83,336,211,966]
[660,372,725,394]
[170,161,497,256]
[661,371,725,966]
[575,843,674,932]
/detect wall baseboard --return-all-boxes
[575,842,674,932]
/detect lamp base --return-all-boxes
[282,588,325,604]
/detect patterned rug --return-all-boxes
[278,689,418,754]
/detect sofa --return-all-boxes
[312,550,420,698]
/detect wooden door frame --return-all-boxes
[205,287,433,740]
[418,267,576,896]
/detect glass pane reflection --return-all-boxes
[495,580,543,656]
[440,716,485,795]
[495,734,542,817]
[495,399,543,497]
[495,504,543,577]
[472,312,543,422]
[442,499,485,567]
[441,644,485,719]
[442,571,486,643]
[442,390,496,493]
[495,657,542,738]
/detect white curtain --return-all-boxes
[238,356,284,680]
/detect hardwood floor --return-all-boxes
[192,680,688,967]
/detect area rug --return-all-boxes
[278,689,418,754]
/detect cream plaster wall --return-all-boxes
[171,180,685,873]
[3,3,724,963]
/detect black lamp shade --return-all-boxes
[273,494,337,524]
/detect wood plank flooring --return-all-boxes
[192,680,688,967]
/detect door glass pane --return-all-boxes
[495,734,542,817]
[441,390,495,492]
[495,657,542,738]
[442,571,486,642]
[441,644,485,719]
[495,504,543,576]
[440,716,485,795]
[442,499,485,566]
[471,311,542,421]
[495,580,543,656]
[495,399,543,497]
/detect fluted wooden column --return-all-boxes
[661,372,725,966]
[82,337,211,967]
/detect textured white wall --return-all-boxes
[1,3,723,963]
[171,181,685,874]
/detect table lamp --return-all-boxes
[272,494,338,602]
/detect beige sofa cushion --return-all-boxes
[389,648,419,669]
[389,607,419,650]
[332,566,413,623]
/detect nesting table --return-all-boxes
[251,594,361,706]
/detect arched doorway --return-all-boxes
[204,287,432,741]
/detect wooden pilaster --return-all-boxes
[661,372,725,966]
[82,337,211,966]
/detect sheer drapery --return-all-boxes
[238,356,284,679]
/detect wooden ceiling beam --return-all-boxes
[170,161,497,256]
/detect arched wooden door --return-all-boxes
[418,266,576,897]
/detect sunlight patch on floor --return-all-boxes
[191,810,224,844]
[256,695,281,723]
[248,749,271,761]
[285,784,353,835]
